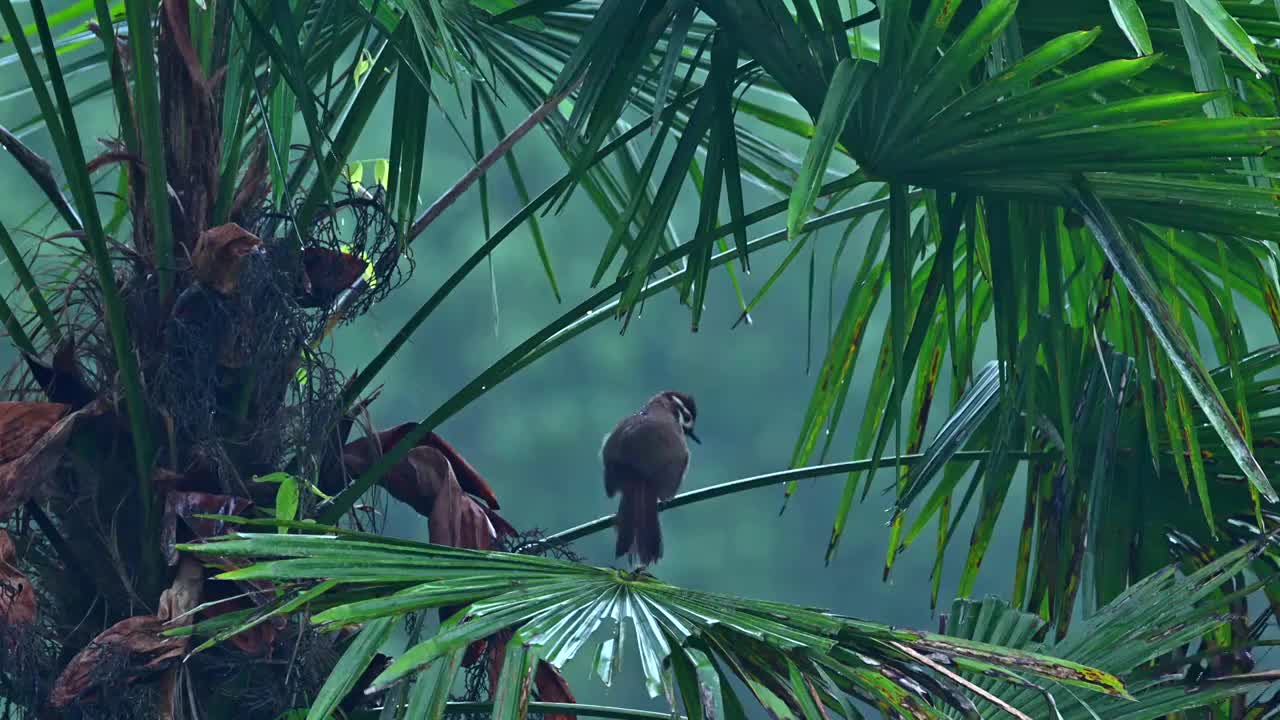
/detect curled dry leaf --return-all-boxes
[339,427,577,710]
[160,490,253,566]
[342,423,504,511]
[486,628,577,720]
[342,431,516,543]
[534,661,577,720]
[421,432,504,512]
[194,593,279,657]
[316,384,382,498]
[0,530,36,637]
[158,557,205,626]
[48,615,188,708]
[0,401,77,521]
[52,558,205,708]
[343,427,517,667]
[158,555,204,720]
[159,489,276,610]
[398,445,502,549]
[191,223,262,295]
[300,247,368,307]
[0,402,70,463]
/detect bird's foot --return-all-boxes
[627,564,656,580]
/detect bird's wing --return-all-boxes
[602,416,688,498]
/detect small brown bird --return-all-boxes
[602,390,700,566]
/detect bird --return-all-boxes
[602,390,700,567]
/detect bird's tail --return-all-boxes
[615,480,662,565]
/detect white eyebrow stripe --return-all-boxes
[670,396,690,422]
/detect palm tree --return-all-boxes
[1,0,1278,717]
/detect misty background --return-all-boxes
[0,33,1036,713]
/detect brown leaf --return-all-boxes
[191,223,262,295]
[300,247,368,307]
[484,629,577,720]
[158,557,204,625]
[534,661,578,720]
[0,530,36,635]
[159,489,274,609]
[160,490,253,566]
[0,402,80,521]
[486,628,515,686]
[0,402,69,463]
[421,432,503,511]
[419,449,501,551]
[344,429,519,669]
[195,592,278,656]
[48,615,187,708]
[158,550,203,720]
[342,424,504,511]
[316,385,383,498]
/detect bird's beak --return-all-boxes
[686,429,702,445]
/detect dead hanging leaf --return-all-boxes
[158,490,275,607]
[344,428,518,668]
[300,247,368,307]
[485,628,516,690]
[342,424,504,511]
[48,614,188,708]
[191,223,262,295]
[486,628,577,720]
[0,402,69,463]
[158,557,204,627]
[534,662,578,720]
[24,339,96,410]
[421,432,503,511]
[0,530,36,636]
[194,592,279,657]
[0,402,76,521]
[343,439,514,545]
[316,385,383,498]
[341,427,516,544]
[0,400,107,520]
[426,446,502,550]
[161,490,253,566]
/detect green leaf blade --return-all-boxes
[787,57,868,241]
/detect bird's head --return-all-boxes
[656,390,700,444]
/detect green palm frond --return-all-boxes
[941,540,1277,719]
[177,526,1129,719]
[5,1,1280,716]
[895,338,1280,637]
